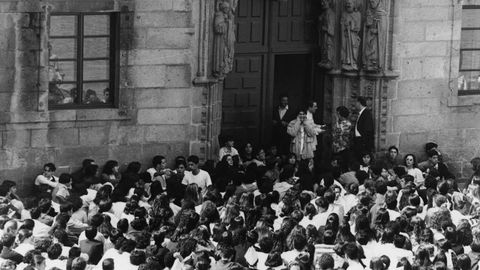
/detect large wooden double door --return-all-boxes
[221,0,321,147]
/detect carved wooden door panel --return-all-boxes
[270,0,316,53]
[221,0,266,145]
[222,55,264,145]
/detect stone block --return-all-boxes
[398,41,448,58]
[393,114,443,133]
[173,0,192,11]
[425,22,454,41]
[128,49,191,66]
[128,65,167,88]
[0,68,15,90]
[191,107,205,124]
[437,129,466,149]
[141,142,188,165]
[401,0,453,8]
[55,146,109,166]
[403,7,451,22]
[402,58,423,80]
[135,11,192,28]
[47,128,79,146]
[397,79,447,99]
[78,127,109,146]
[2,130,30,149]
[137,108,191,125]
[113,126,146,145]
[399,22,425,42]
[465,129,480,148]
[422,57,448,79]
[399,132,429,155]
[108,144,144,165]
[166,65,191,88]
[134,0,173,11]
[385,133,400,148]
[49,110,76,122]
[391,98,440,116]
[0,93,11,112]
[144,124,191,142]
[145,28,193,49]
[135,88,191,108]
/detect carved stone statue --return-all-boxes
[341,0,361,71]
[364,0,388,72]
[318,0,335,70]
[213,0,237,78]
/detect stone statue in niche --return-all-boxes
[318,0,335,70]
[364,0,388,71]
[341,0,361,71]
[213,0,237,78]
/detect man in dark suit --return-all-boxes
[353,96,374,160]
[79,227,104,265]
[273,95,296,155]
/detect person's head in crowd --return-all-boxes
[255,148,266,162]
[152,155,167,171]
[102,258,114,270]
[425,142,439,154]
[356,96,367,111]
[355,171,369,186]
[428,149,441,166]
[42,163,56,178]
[279,94,289,108]
[404,154,417,169]
[33,254,46,270]
[72,257,87,270]
[370,257,387,270]
[223,135,235,149]
[336,106,349,121]
[360,152,373,166]
[0,233,15,249]
[187,155,200,173]
[126,161,141,174]
[47,243,62,260]
[102,160,119,176]
[388,146,399,161]
[456,254,472,270]
[342,242,363,263]
[130,250,146,266]
[306,100,318,114]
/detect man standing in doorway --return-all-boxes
[273,95,296,155]
[353,96,374,160]
[306,101,325,135]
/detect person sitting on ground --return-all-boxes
[219,135,240,161]
[35,163,59,196]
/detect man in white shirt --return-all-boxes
[182,155,212,197]
[218,135,239,161]
[306,101,325,135]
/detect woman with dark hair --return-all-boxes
[405,154,425,188]
[240,142,255,167]
[112,162,141,202]
[101,160,121,187]
[214,154,237,192]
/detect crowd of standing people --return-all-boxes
[0,97,477,270]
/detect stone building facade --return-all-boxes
[0,0,479,194]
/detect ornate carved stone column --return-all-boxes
[193,0,237,160]
[321,0,398,154]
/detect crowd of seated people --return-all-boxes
[0,136,477,270]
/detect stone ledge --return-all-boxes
[447,95,480,107]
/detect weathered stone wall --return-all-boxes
[0,0,220,195]
[387,0,480,179]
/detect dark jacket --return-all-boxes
[79,239,104,265]
[355,108,375,150]
[0,247,23,264]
